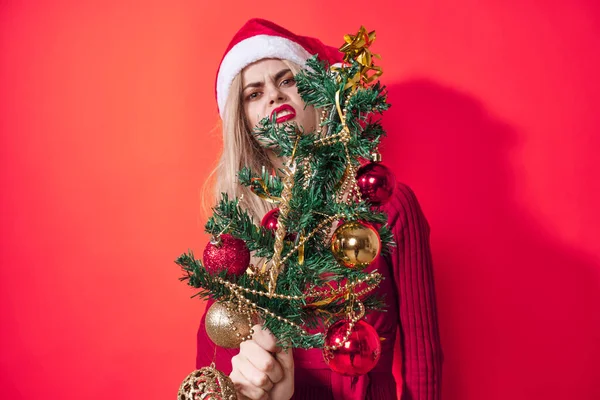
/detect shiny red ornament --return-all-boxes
[260,208,297,241]
[203,234,250,277]
[323,319,381,376]
[356,162,396,206]
[260,208,280,232]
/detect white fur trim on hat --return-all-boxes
[216,35,312,117]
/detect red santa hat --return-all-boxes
[215,18,343,117]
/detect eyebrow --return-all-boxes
[243,68,292,92]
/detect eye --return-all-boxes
[280,77,296,87]
[246,92,261,101]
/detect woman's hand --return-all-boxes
[230,324,294,400]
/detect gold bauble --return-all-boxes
[205,301,251,349]
[331,221,381,269]
[178,364,237,400]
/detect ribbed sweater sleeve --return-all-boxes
[387,183,443,400]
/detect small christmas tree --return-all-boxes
[176,27,398,394]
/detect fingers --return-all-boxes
[230,324,293,400]
[232,350,274,391]
[251,324,278,353]
[241,339,284,383]
[251,324,293,375]
[275,346,294,372]
[230,367,269,400]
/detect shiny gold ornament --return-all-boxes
[331,221,381,269]
[205,301,252,348]
[178,363,237,400]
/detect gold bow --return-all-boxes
[338,26,383,88]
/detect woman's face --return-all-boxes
[241,59,316,141]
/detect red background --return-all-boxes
[2,1,599,399]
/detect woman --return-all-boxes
[196,18,443,400]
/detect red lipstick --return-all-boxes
[271,104,296,124]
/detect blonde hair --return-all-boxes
[208,60,320,222]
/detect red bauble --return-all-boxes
[203,234,250,277]
[261,208,280,232]
[322,319,381,376]
[260,208,298,241]
[356,162,396,206]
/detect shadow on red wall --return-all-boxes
[384,79,600,400]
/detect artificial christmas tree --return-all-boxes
[176,25,395,399]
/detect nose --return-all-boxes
[268,85,287,105]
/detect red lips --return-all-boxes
[271,104,296,124]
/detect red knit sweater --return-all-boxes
[196,183,443,399]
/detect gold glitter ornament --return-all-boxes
[205,301,252,348]
[331,221,381,269]
[177,363,237,400]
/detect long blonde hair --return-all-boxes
[209,60,320,222]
